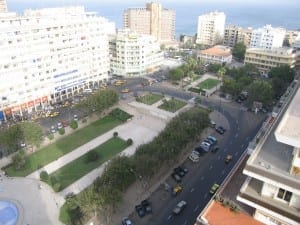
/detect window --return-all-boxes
[277,188,292,202]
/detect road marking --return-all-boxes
[235,152,239,156]
[209,165,213,170]
[190,188,195,193]
[235,133,238,138]
[217,156,221,160]
[204,193,208,199]
[241,144,244,148]
[193,205,199,212]
[246,137,250,141]
[237,126,240,130]
[222,170,225,175]
[183,220,188,225]
[167,215,172,220]
[224,148,227,152]
[201,176,204,180]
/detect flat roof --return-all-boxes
[275,87,300,147]
[245,85,300,189]
[201,201,264,225]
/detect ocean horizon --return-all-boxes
[6,1,300,38]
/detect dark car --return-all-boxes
[174,167,185,177]
[135,204,146,217]
[216,126,225,134]
[194,146,206,155]
[141,199,152,214]
[171,172,182,183]
[211,146,219,153]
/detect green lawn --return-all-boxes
[47,137,128,191]
[158,98,187,112]
[4,113,128,177]
[136,93,164,105]
[197,78,220,90]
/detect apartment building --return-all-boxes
[0,0,7,13]
[196,11,226,46]
[237,83,300,225]
[109,29,163,77]
[123,2,175,44]
[284,30,300,47]
[223,25,252,47]
[250,25,286,49]
[0,6,115,120]
[197,45,232,65]
[244,47,297,75]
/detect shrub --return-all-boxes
[82,118,87,123]
[70,121,78,129]
[40,171,49,181]
[126,138,133,146]
[113,131,118,137]
[85,151,99,163]
[48,134,54,140]
[50,176,57,185]
[58,128,65,135]
[53,182,62,192]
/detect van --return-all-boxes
[210,120,216,128]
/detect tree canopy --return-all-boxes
[232,42,246,61]
[247,80,273,105]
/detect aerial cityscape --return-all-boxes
[0,0,299,225]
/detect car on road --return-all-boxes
[210,183,219,195]
[141,199,152,214]
[135,204,146,217]
[121,88,130,93]
[174,167,185,177]
[122,217,133,225]
[225,154,233,163]
[172,185,183,196]
[171,172,182,183]
[173,200,187,215]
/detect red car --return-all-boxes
[61,121,68,127]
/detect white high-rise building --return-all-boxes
[0,6,115,120]
[0,0,7,13]
[196,11,226,46]
[109,29,163,77]
[250,25,286,49]
[238,84,300,225]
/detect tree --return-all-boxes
[247,80,273,105]
[11,150,26,170]
[217,67,226,81]
[232,42,246,61]
[168,68,184,81]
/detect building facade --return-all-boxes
[238,83,300,225]
[197,45,232,65]
[196,11,226,46]
[223,25,252,47]
[109,29,163,77]
[244,47,297,75]
[123,2,175,44]
[0,0,7,13]
[250,25,286,49]
[0,6,115,121]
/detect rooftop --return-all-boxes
[275,87,300,147]
[199,45,231,57]
[199,201,264,225]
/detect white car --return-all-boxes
[173,200,187,214]
[189,153,199,162]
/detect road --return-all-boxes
[119,78,266,225]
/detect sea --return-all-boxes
[6,0,300,38]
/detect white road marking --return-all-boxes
[241,144,244,148]
[167,215,172,220]
[201,176,204,180]
[235,152,239,156]
[224,148,227,152]
[222,170,225,175]
[193,205,199,212]
[204,193,208,199]
[217,156,221,160]
[209,165,213,170]
[235,133,238,138]
[183,220,188,225]
[190,188,195,193]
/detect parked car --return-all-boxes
[73,114,78,121]
[173,200,187,215]
[225,154,233,163]
[174,167,185,177]
[211,146,219,153]
[179,165,188,174]
[122,217,133,225]
[57,122,63,129]
[141,199,152,214]
[207,136,217,144]
[203,138,214,145]
[194,147,206,155]
[50,125,56,133]
[172,185,183,196]
[216,127,225,134]
[135,204,146,217]
[210,183,219,195]
[188,153,200,162]
[171,172,182,183]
